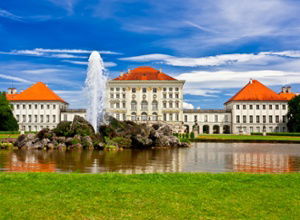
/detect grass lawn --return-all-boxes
[0,173,299,219]
[0,134,19,140]
[196,134,300,142]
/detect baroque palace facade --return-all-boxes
[6,66,297,134]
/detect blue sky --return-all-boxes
[1,0,300,109]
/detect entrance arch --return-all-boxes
[184,125,190,133]
[223,125,230,134]
[213,125,220,134]
[203,125,209,134]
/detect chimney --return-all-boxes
[287,86,291,93]
[249,79,253,84]
[7,88,17,94]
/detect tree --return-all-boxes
[287,95,300,132]
[0,92,18,131]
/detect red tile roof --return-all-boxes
[226,80,288,103]
[278,92,296,101]
[6,82,67,103]
[113,66,176,80]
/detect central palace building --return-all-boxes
[6,66,297,134]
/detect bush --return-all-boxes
[190,132,195,139]
[267,132,300,137]
[53,121,72,137]
[251,132,263,136]
[0,131,20,134]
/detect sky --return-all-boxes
[1,0,300,109]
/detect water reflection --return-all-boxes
[0,143,300,173]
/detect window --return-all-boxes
[169,88,173,91]
[53,115,56,123]
[122,114,126,121]
[153,88,157,93]
[263,105,266,110]
[23,104,26,109]
[163,102,167,108]
[276,115,279,123]
[215,115,218,122]
[163,94,167,99]
[269,115,273,123]
[175,87,179,91]
[204,115,208,122]
[243,105,246,110]
[123,94,126,99]
[250,127,253,133]
[116,88,120,92]
[40,115,43,123]
[257,127,261,132]
[256,105,260,110]
[194,115,198,122]
[110,88,114,91]
[16,104,19,109]
[47,105,50,109]
[263,115,266,123]
[29,115,32,122]
[116,114,120,120]
[176,113,179,121]
[132,88,136,93]
[131,101,137,111]
[236,105,240,110]
[175,102,179,108]
[116,94,120,99]
[243,115,246,123]
[122,102,126,108]
[283,104,286,110]
[152,112,158,121]
[141,101,148,111]
[282,127,286,132]
[116,102,120,109]
[141,112,148,121]
[163,113,167,121]
[169,113,173,121]
[47,115,50,123]
[283,115,287,123]
[225,115,229,122]
[142,88,147,93]
[163,88,167,92]
[53,104,56,109]
[256,116,260,123]
[122,88,126,92]
[250,105,253,110]
[29,105,31,109]
[269,105,272,110]
[41,105,44,110]
[184,115,188,122]
[250,115,253,123]
[276,105,279,110]
[175,93,179,98]
[169,102,173,108]
[169,94,173,98]
[152,101,158,110]
[131,112,137,121]
[23,115,26,122]
[236,115,240,123]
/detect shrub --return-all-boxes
[111,137,132,148]
[190,132,195,139]
[53,121,72,137]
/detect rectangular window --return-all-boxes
[194,115,197,121]
[236,115,240,123]
[249,105,253,110]
[47,105,50,109]
[215,115,218,122]
[153,88,157,93]
[243,105,246,110]
[41,105,44,110]
[122,102,126,108]
[263,115,266,123]
[47,115,50,123]
[132,88,136,93]
[263,105,266,110]
[204,115,208,122]
[243,115,246,123]
[175,94,179,98]
[169,88,173,91]
[40,115,43,123]
[256,115,260,123]
[29,105,31,109]
[163,102,167,108]
[169,114,173,121]
[283,115,287,123]
[283,105,286,110]
[116,88,120,92]
[16,104,19,109]
[123,94,126,99]
[250,115,253,123]
[23,115,26,122]
[184,115,187,122]
[35,115,37,122]
[53,104,56,109]
[176,114,179,121]
[276,115,279,123]
[23,104,26,109]
[116,94,120,99]
[29,115,32,122]
[269,115,273,123]
[236,105,240,110]
[142,88,147,93]
[53,115,56,123]
[169,94,173,98]
[163,113,167,121]
[225,115,228,122]
[163,94,167,99]
[256,105,260,110]
[269,105,272,110]
[275,105,279,110]
[175,87,179,91]
[35,104,37,109]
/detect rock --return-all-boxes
[82,136,93,149]
[69,143,82,150]
[56,136,66,143]
[70,116,95,137]
[65,137,73,146]
[47,143,55,149]
[57,143,67,151]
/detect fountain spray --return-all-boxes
[85,51,107,132]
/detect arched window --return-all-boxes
[152,101,158,110]
[131,112,137,121]
[131,101,137,111]
[141,101,148,111]
[152,112,158,121]
[141,112,148,121]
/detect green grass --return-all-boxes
[196,134,300,142]
[0,173,299,219]
[0,134,19,139]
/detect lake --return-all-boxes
[0,142,300,173]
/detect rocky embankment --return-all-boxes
[13,116,189,150]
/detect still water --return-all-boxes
[1,142,300,173]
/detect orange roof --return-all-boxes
[113,66,176,80]
[6,82,67,103]
[226,80,288,103]
[278,92,296,101]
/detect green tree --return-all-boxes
[287,95,300,132]
[0,92,18,131]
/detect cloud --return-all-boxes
[63,60,117,67]
[22,69,61,74]
[0,9,22,21]
[0,73,31,83]
[183,102,194,109]
[120,51,295,67]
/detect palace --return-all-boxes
[6,66,297,134]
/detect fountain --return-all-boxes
[85,51,107,131]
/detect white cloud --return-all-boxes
[183,102,194,109]
[120,51,293,67]
[0,9,22,21]
[22,69,61,74]
[0,73,31,83]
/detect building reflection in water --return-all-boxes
[0,143,300,173]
